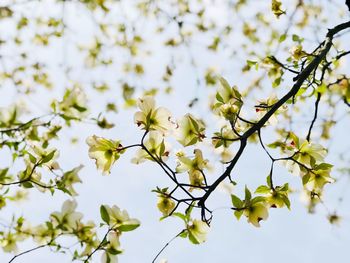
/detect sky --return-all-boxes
[0,0,350,262]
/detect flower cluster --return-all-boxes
[212,77,243,121]
[176,149,210,190]
[175,114,206,147]
[86,135,124,174]
[134,96,172,134]
[52,86,88,120]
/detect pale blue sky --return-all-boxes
[0,0,350,262]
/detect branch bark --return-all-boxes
[198,21,350,216]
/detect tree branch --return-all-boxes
[198,21,350,219]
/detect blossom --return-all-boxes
[244,202,269,227]
[212,77,243,120]
[255,184,290,209]
[76,221,98,256]
[0,232,19,253]
[255,93,286,125]
[212,125,238,148]
[175,114,205,147]
[157,194,176,216]
[132,131,170,164]
[101,231,122,263]
[27,143,60,169]
[19,159,48,192]
[53,86,88,119]
[327,213,341,226]
[187,219,210,244]
[290,45,305,61]
[271,0,285,18]
[134,96,172,134]
[86,135,124,174]
[305,164,334,191]
[215,146,234,163]
[266,192,287,208]
[176,149,210,190]
[296,141,327,164]
[31,221,61,246]
[176,149,209,173]
[58,165,83,196]
[300,188,322,213]
[50,200,83,231]
[0,104,19,127]
[104,205,140,232]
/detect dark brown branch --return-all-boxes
[197,21,350,219]
[306,92,321,141]
[83,228,112,263]
[8,234,62,263]
[9,244,47,263]
[151,230,185,263]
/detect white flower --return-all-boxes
[54,87,88,119]
[255,93,286,125]
[175,114,205,147]
[157,194,176,216]
[134,96,172,134]
[50,200,83,231]
[105,205,140,232]
[176,149,210,190]
[187,219,210,244]
[86,135,124,174]
[244,202,269,227]
[132,131,170,164]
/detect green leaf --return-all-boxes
[0,168,9,179]
[40,150,56,164]
[186,137,198,147]
[279,34,287,43]
[215,92,224,103]
[188,115,199,131]
[219,76,231,91]
[302,173,310,185]
[316,83,327,94]
[315,163,333,170]
[107,247,122,255]
[267,141,285,149]
[118,223,140,232]
[22,181,33,188]
[179,230,188,238]
[188,231,200,244]
[251,196,266,205]
[28,153,37,164]
[234,210,243,220]
[279,183,289,192]
[280,194,291,210]
[247,60,257,66]
[159,140,165,156]
[159,215,169,221]
[255,185,271,194]
[72,104,87,112]
[100,205,110,224]
[231,194,243,208]
[172,212,187,222]
[247,60,258,70]
[244,186,252,202]
[266,174,272,189]
[295,87,307,97]
[185,202,195,221]
[292,34,303,42]
[232,87,243,101]
[145,110,153,129]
